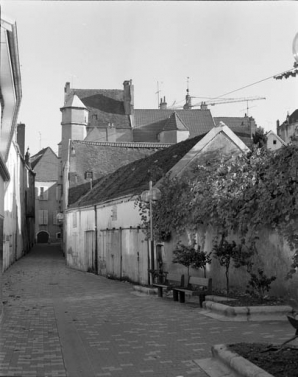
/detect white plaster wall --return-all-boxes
[3,143,23,270]
[267,134,284,151]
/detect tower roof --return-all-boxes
[63,94,86,109]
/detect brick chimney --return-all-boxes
[123,80,134,115]
[159,96,167,110]
[17,123,25,157]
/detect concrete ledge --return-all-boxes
[211,344,274,377]
[202,300,293,321]
[133,285,157,295]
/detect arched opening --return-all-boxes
[37,231,49,244]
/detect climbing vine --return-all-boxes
[136,145,298,277]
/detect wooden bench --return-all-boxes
[153,273,184,298]
[172,276,212,307]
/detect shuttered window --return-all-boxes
[38,210,48,225]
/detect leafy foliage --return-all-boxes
[246,268,277,303]
[212,238,238,295]
[252,126,267,148]
[172,240,212,277]
[137,144,298,279]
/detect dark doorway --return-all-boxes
[37,231,49,243]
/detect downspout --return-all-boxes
[94,205,98,274]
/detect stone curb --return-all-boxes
[133,285,157,295]
[211,344,274,377]
[203,301,293,321]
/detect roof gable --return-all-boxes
[169,125,250,178]
[69,134,206,207]
[163,112,188,131]
[30,147,59,181]
[133,109,215,142]
[70,125,250,208]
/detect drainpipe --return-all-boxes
[94,205,98,274]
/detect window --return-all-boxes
[39,186,48,200]
[39,210,48,225]
[273,140,277,145]
[56,232,61,239]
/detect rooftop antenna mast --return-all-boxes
[156,81,162,108]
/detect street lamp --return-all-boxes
[141,181,161,286]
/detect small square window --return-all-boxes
[273,140,277,145]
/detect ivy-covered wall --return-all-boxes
[161,226,298,299]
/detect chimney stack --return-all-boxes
[159,96,167,110]
[123,80,134,115]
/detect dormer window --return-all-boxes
[92,114,98,120]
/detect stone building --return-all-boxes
[30,148,61,243]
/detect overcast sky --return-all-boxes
[2,1,298,156]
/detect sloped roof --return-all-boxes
[163,112,188,131]
[30,147,59,181]
[69,127,253,208]
[214,116,252,134]
[64,94,86,109]
[69,134,207,208]
[68,140,171,203]
[289,109,298,123]
[66,88,130,129]
[133,109,215,142]
[30,147,51,169]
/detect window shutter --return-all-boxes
[43,188,48,200]
[38,210,44,224]
[56,186,59,201]
[44,210,48,224]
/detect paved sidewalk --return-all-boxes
[0,245,295,377]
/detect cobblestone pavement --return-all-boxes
[0,245,295,377]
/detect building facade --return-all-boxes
[0,12,23,321]
[30,148,61,243]
[277,109,298,145]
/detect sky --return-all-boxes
[2,1,298,156]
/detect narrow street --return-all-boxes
[0,245,294,377]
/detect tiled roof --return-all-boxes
[30,147,50,169]
[288,109,298,124]
[69,133,207,208]
[69,127,253,208]
[214,117,252,135]
[133,109,215,142]
[64,94,86,108]
[163,112,188,131]
[68,140,170,204]
[67,89,131,129]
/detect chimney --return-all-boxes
[200,102,208,110]
[159,96,167,110]
[64,82,71,104]
[17,123,25,157]
[123,79,134,115]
